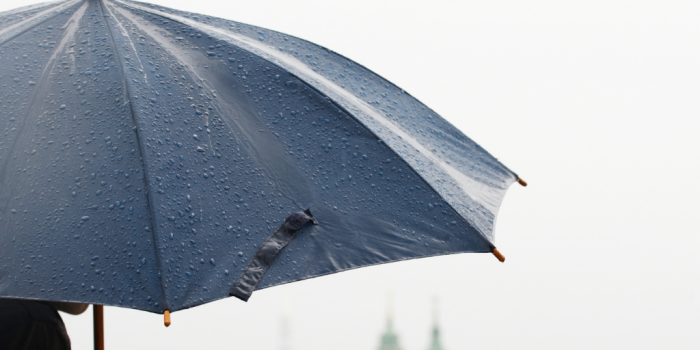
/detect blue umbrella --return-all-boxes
[0,0,525,344]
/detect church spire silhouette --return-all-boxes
[427,297,444,350]
[378,292,402,350]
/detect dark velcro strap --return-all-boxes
[229,209,317,301]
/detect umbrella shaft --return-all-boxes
[94,305,104,350]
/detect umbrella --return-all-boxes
[0,0,526,347]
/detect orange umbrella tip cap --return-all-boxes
[517,178,527,187]
[164,310,171,327]
[492,248,505,262]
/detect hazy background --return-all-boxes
[1,0,699,349]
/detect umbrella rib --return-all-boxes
[98,0,169,312]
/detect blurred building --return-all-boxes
[426,321,444,350]
[427,297,444,350]
[377,314,402,350]
[376,297,444,350]
[426,303,443,350]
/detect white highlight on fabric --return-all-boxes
[0,0,82,44]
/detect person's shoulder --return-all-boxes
[0,299,33,335]
[0,298,71,350]
[0,299,62,325]
[49,301,89,315]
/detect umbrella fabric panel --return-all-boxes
[112,0,518,243]
[0,0,164,312]
[104,2,494,311]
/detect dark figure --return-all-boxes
[0,299,87,350]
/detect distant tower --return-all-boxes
[378,292,402,350]
[427,297,444,350]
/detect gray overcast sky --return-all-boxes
[1,0,699,349]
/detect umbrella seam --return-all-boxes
[98,0,169,312]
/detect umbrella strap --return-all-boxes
[229,209,317,301]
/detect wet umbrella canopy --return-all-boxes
[0,0,522,314]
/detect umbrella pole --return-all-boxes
[93,304,104,350]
